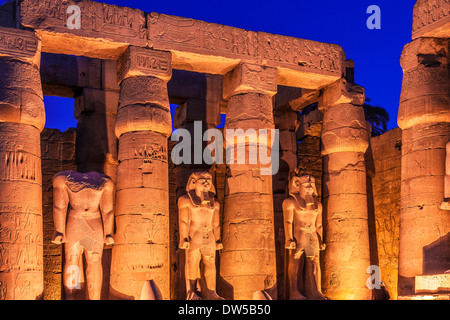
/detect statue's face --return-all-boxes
[301,180,315,196]
[195,177,212,194]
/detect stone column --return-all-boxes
[397,37,450,296]
[109,46,172,300]
[0,27,45,299]
[219,62,278,300]
[319,79,372,300]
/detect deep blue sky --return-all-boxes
[1,0,415,131]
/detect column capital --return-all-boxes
[117,46,172,83]
[398,38,449,130]
[318,78,365,111]
[0,26,41,67]
[223,62,277,99]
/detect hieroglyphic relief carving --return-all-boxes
[148,12,201,48]
[0,28,38,57]
[20,0,148,42]
[412,0,450,37]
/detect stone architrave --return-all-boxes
[51,170,114,300]
[283,174,328,300]
[0,26,45,300]
[318,78,372,300]
[178,172,223,300]
[397,37,450,296]
[109,46,172,300]
[219,62,278,300]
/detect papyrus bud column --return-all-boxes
[219,62,278,300]
[0,27,45,300]
[397,37,450,296]
[319,79,371,300]
[110,46,172,300]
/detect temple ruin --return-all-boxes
[0,0,448,300]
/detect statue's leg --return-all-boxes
[202,252,223,300]
[85,249,103,300]
[185,249,202,299]
[287,250,306,300]
[304,255,328,300]
[63,242,82,300]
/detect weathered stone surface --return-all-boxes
[398,38,449,130]
[320,79,371,300]
[397,34,450,297]
[367,128,402,300]
[415,273,450,294]
[220,63,277,300]
[0,123,43,300]
[111,47,172,300]
[19,0,344,89]
[412,0,450,39]
[41,127,76,300]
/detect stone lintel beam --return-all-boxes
[19,0,345,90]
[398,37,449,130]
[412,0,450,39]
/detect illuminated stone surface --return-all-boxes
[219,62,278,300]
[0,0,447,301]
[0,26,44,300]
[283,174,328,300]
[109,46,172,300]
[51,170,114,300]
[397,37,450,296]
[319,79,372,300]
[178,172,223,300]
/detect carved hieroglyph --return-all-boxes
[0,27,44,300]
[51,171,114,300]
[19,0,345,89]
[178,172,223,300]
[110,46,172,300]
[319,78,372,300]
[283,174,328,300]
[219,62,278,300]
[397,37,450,296]
[412,0,450,39]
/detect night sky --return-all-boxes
[1,0,415,131]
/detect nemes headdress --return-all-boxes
[186,171,216,208]
[288,169,318,197]
[186,171,216,194]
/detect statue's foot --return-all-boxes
[187,290,202,300]
[289,291,307,300]
[306,292,329,300]
[439,201,450,210]
[209,292,225,300]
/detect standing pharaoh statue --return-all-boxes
[283,174,328,300]
[178,172,223,300]
[51,170,115,300]
[440,141,450,210]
